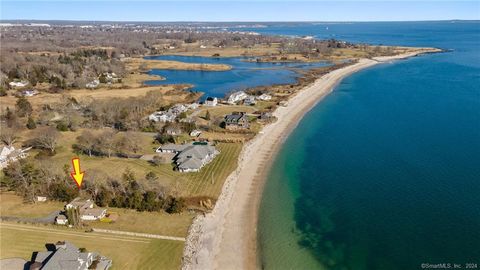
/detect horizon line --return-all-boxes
[1,19,479,23]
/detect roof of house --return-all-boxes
[175,145,218,170]
[66,198,94,211]
[159,143,190,152]
[38,241,91,270]
[82,208,106,217]
[56,214,67,221]
[225,112,247,124]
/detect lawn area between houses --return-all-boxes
[0,222,184,270]
[45,131,243,199]
[91,208,194,237]
[0,193,194,238]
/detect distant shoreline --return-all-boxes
[181,47,442,270]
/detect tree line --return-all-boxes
[1,160,186,214]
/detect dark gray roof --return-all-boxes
[224,112,247,124]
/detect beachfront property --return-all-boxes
[204,97,218,106]
[279,100,289,107]
[258,93,272,101]
[224,112,250,130]
[29,241,112,270]
[244,95,256,106]
[8,80,29,88]
[0,145,30,169]
[259,111,275,122]
[156,143,219,172]
[227,91,248,104]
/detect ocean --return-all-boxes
[256,21,480,270]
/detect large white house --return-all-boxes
[148,111,176,122]
[227,91,248,104]
[148,103,198,122]
[258,93,272,101]
[204,97,218,106]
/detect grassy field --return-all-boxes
[40,130,242,199]
[91,208,194,237]
[169,44,282,57]
[126,58,232,71]
[0,222,184,270]
[0,193,64,218]
[0,85,197,111]
[0,192,193,237]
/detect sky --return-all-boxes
[0,1,479,22]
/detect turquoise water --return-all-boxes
[258,21,480,270]
[144,55,329,99]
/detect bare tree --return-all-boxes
[34,127,60,154]
[0,128,19,147]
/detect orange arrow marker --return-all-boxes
[70,157,85,189]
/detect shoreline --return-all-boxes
[181,48,442,270]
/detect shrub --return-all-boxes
[26,116,37,129]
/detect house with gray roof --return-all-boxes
[29,241,111,270]
[156,143,219,172]
[224,112,250,130]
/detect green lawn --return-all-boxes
[0,193,64,218]
[91,208,194,237]
[0,222,184,270]
[48,138,242,199]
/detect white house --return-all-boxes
[204,97,218,106]
[227,91,248,104]
[64,198,107,222]
[258,93,272,101]
[148,111,176,122]
[9,80,29,88]
[81,208,107,221]
[56,214,68,225]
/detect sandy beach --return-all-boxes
[181,48,441,270]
